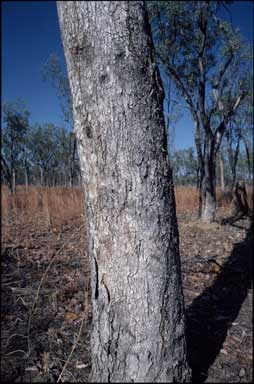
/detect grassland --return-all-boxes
[1,185,253,382]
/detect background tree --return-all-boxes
[1,100,30,193]
[171,147,199,186]
[42,53,79,186]
[57,1,191,381]
[147,1,252,222]
[28,123,59,186]
[19,128,33,189]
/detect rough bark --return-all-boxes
[231,181,250,218]
[226,129,240,197]
[11,168,16,194]
[25,167,29,189]
[39,166,44,186]
[201,169,216,223]
[200,136,217,223]
[1,154,13,193]
[57,1,191,382]
[219,152,225,192]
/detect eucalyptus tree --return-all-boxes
[28,123,60,186]
[43,54,78,186]
[56,127,78,186]
[224,90,253,193]
[1,100,30,193]
[57,1,191,382]
[148,1,251,222]
[171,147,199,186]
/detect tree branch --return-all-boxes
[158,54,198,121]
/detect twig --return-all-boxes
[27,223,85,352]
[2,280,23,285]
[5,349,27,356]
[4,333,28,348]
[57,318,84,382]
[65,368,77,382]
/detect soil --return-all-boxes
[1,210,253,382]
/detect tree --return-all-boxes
[42,53,79,186]
[1,100,29,193]
[148,1,252,222]
[171,147,199,186]
[28,123,59,186]
[42,53,73,126]
[57,1,191,382]
[223,90,253,194]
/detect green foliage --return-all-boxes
[28,123,58,168]
[1,99,80,188]
[42,53,73,126]
[1,100,30,187]
[147,1,251,119]
[170,147,199,185]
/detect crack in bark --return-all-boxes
[93,256,99,299]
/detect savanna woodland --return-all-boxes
[1,1,253,383]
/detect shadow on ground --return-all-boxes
[186,221,253,382]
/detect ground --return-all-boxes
[1,210,253,382]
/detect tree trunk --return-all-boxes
[226,129,240,198]
[197,167,204,219]
[219,152,225,192]
[39,166,44,186]
[25,167,29,189]
[201,144,216,223]
[11,168,16,194]
[57,1,191,382]
[69,134,77,187]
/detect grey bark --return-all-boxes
[12,168,16,194]
[25,167,29,189]
[57,1,191,382]
[226,128,240,197]
[219,152,225,192]
[201,150,216,223]
[39,165,44,186]
[68,133,77,186]
[1,154,13,193]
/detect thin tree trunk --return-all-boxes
[39,166,43,186]
[11,168,16,194]
[1,155,12,193]
[25,167,29,189]
[201,142,216,223]
[194,120,204,219]
[219,152,225,192]
[57,1,191,382]
[226,129,240,197]
[242,135,252,180]
[197,168,204,219]
[69,134,76,187]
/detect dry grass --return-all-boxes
[1,185,84,229]
[1,184,252,227]
[175,185,253,213]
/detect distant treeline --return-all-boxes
[1,100,80,193]
[1,99,252,195]
[170,146,253,189]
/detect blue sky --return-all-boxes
[2,1,253,150]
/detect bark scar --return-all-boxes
[101,274,110,304]
[94,256,99,299]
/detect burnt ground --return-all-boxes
[1,211,253,382]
